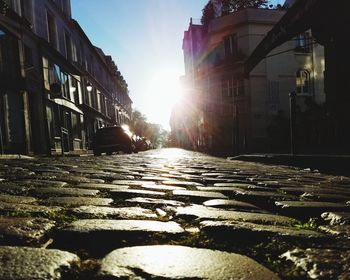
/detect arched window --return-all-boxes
[296,69,310,95]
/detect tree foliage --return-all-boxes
[129,109,169,148]
[201,0,268,26]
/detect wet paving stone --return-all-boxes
[300,192,350,202]
[275,201,350,218]
[281,186,350,196]
[196,186,246,193]
[60,219,184,234]
[141,176,167,182]
[44,197,113,207]
[173,205,294,225]
[0,202,62,216]
[98,245,280,280]
[30,187,100,197]
[172,190,228,202]
[109,189,166,198]
[282,248,350,280]
[70,206,157,219]
[214,182,257,188]
[138,184,186,191]
[0,217,55,245]
[200,220,326,241]
[233,189,297,202]
[319,224,350,238]
[15,179,68,187]
[111,180,156,186]
[2,149,350,279]
[0,194,37,204]
[203,199,260,210]
[321,212,350,225]
[0,184,33,195]
[125,197,185,207]
[55,176,105,184]
[162,180,204,187]
[57,220,184,251]
[0,246,79,280]
[77,183,129,190]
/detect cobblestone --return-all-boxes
[98,245,280,279]
[0,148,349,279]
[0,217,55,245]
[0,246,79,280]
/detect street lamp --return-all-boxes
[86,82,92,92]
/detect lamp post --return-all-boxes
[289,91,296,155]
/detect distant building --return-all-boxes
[178,7,325,156]
[0,0,132,155]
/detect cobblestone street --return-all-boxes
[0,148,349,279]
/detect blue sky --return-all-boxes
[71,0,280,130]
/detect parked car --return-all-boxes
[134,136,152,152]
[92,126,133,155]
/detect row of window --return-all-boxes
[42,57,82,103]
[222,78,245,98]
[45,9,126,107]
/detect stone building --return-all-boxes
[0,0,131,155]
[179,5,325,156]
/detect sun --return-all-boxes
[143,70,184,129]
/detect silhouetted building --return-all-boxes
[179,6,325,156]
[246,0,350,154]
[0,0,131,155]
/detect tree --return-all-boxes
[201,0,268,26]
[129,109,169,148]
[223,0,268,12]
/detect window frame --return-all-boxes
[296,69,311,95]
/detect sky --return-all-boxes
[71,0,280,130]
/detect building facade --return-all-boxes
[176,6,325,156]
[0,0,132,155]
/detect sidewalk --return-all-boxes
[230,154,350,176]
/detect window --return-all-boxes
[42,59,61,91]
[224,34,237,58]
[46,11,57,48]
[69,76,79,103]
[24,44,33,68]
[61,0,69,15]
[20,0,33,24]
[233,79,244,96]
[0,32,4,73]
[296,70,310,95]
[295,33,311,53]
[61,72,69,99]
[97,92,102,112]
[64,31,72,61]
[71,41,78,62]
[7,0,21,15]
[71,112,81,139]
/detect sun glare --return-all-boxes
[143,70,184,129]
